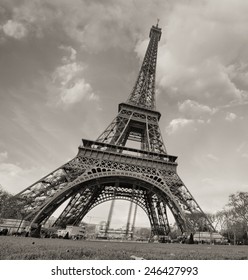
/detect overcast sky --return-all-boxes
[1,0,248,228]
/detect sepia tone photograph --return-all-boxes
[0,0,248,260]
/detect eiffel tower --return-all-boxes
[16,23,215,237]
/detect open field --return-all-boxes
[1,236,248,260]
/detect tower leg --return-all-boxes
[105,197,115,237]
[131,202,138,240]
[156,201,170,236]
[125,200,133,239]
[29,224,41,238]
[145,191,159,237]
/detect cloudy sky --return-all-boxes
[1,0,248,227]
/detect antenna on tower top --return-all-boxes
[156,18,160,27]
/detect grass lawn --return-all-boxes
[0,236,248,260]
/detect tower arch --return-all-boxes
[28,172,188,236]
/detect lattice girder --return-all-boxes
[20,143,214,234]
[52,185,101,227]
[15,156,90,219]
[156,200,170,235]
[53,178,172,237]
[96,103,167,154]
[127,25,161,110]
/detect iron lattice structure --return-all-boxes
[16,24,214,236]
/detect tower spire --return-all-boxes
[156,18,160,27]
[127,24,162,110]
[95,23,166,153]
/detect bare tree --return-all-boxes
[216,192,248,244]
[228,192,248,229]
[0,186,11,219]
[0,186,27,219]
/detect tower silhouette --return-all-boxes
[16,24,214,236]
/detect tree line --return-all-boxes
[212,192,248,244]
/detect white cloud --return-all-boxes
[0,150,25,192]
[206,154,219,162]
[236,142,248,159]
[60,79,97,105]
[0,160,41,194]
[166,118,194,134]
[0,151,8,162]
[2,20,27,39]
[236,142,247,153]
[134,39,149,60]
[0,162,23,177]
[225,112,237,121]
[51,46,98,106]
[60,0,170,53]
[2,0,172,52]
[59,45,77,63]
[155,0,248,108]
[53,62,84,87]
[201,178,214,185]
[241,153,248,159]
[178,99,217,119]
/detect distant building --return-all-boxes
[83,223,97,239]
[96,221,107,231]
[0,219,30,234]
[194,231,226,243]
[57,225,85,239]
[133,227,151,240]
[95,222,133,239]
